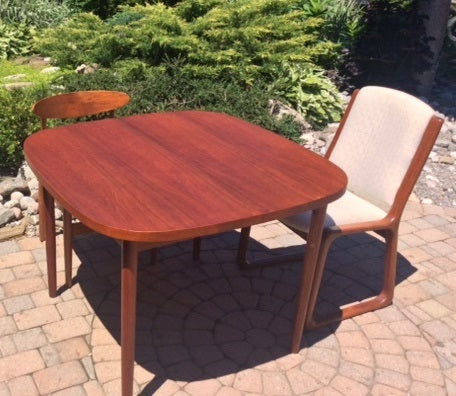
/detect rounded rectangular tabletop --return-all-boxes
[24,111,347,242]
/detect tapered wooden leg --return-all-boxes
[121,241,138,396]
[42,187,56,297]
[38,183,45,242]
[63,209,73,288]
[193,237,201,261]
[381,228,398,301]
[237,226,251,267]
[291,206,327,353]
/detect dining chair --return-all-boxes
[237,86,444,329]
[33,90,131,286]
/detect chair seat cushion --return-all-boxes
[281,190,387,233]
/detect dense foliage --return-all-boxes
[35,0,360,127]
[0,0,74,60]
[1,0,368,173]
[0,86,51,173]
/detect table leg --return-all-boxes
[291,206,327,353]
[121,241,138,396]
[63,209,73,287]
[42,187,57,297]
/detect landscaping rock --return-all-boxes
[3,200,19,209]
[0,177,29,196]
[439,156,455,164]
[20,196,38,213]
[18,162,37,181]
[3,82,34,90]
[268,99,311,130]
[10,191,24,202]
[55,208,63,220]
[40,66,60,74]
[3,74,26,81]
[0,208,15,226]
[27,179,39,193]
[12,207,22,220]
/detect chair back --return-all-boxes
[326,86,442,213]
[32,90,130,129]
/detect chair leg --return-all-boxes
[63,209,73,288]
[38,183,46,242]
[193,237,201,261]
[306,228,398,329]
[237,226,251,267]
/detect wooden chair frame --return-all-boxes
[33,91,130,286]
[237,89,443,331]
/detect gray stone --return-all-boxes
[30,214,39,225]
[26,201,39,215]
[27,178,39,191]
[20,196,38,212]
[268,99,311,130]
[436,139,450,148]
[452,135,456,144]
[55,208,63,220]
[30,190,39,201]
[40,66,60,74]
[3,82,33,90]
[11,207,22,220]
[0,194,3,203]
[440,156,455,165]
[2,74,26,81]
[0,208,15,226]
[10,191,24,202]
[0,177,29,196]
[3,200,19,209]
[76,64,87,74]
[18,162,36,181]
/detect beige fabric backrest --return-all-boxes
[329,86,435,211]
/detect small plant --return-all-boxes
[270,62,343,129]
[0,22,33,60]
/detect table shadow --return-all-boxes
[69,229,416,395]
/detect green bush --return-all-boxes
[294,0,364,47]
[34,0,360,126]
[65,0,148,19]
[0,0,74,29]
[35,13,107,67]
[0,85,51,174]
[0,0,74,60]
[58,66,303,142]
[0,22,33,60]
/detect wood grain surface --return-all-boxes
[24,111,347,242]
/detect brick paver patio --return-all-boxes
[0,200,456,395]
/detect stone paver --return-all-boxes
[0,202,454,394]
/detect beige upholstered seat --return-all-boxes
[282,190,387,233]
[237,86,444,329]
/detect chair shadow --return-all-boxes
[70,229,416,395]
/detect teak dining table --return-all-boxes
[24,111,347,396]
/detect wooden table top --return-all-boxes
[24,111,347,242]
